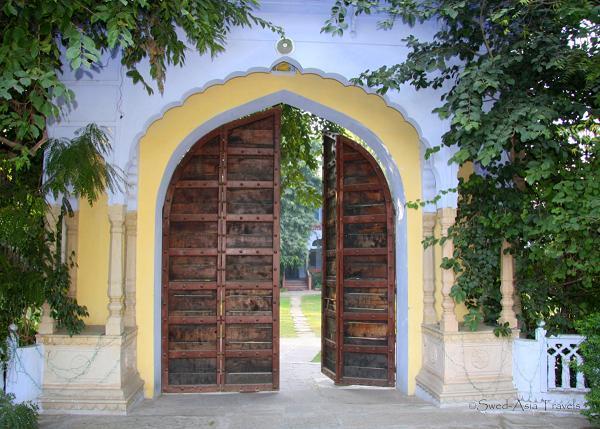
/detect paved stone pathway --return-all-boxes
[289,294,315,338]
[40,292,591,429]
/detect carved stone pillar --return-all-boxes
[124,212,137,328]
[422,212,437,325]
[64,212,79,298]
[499,240,518,329]
[438,208,458,332]
[106,205,126,336]
[39,204,61,335]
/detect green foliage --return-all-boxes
[311,271,322,290]
[1,0,281,162]
[576,313,600,425]
[280,105,343,208]
[279,105,343,272]
[324,1,600,335]
[0,0,276,349]
[280,178,319,272]
[0,391,38,429]
[0,126,123,351]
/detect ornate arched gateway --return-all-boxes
[162,107,395,392]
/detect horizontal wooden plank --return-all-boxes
[342,312,389,321]
[225,248,273,256]
[220,384,275,393]
[168,282,218,290]
[225,316,274,324]
[163,385,219,393]
[343,248,388,256]
[227,147,274,156]
[339,377,392,387]
[343,279,387,288]
[175,180,219,188]
[169,248,219,256]
[342,152,364,161]
[224,350,273,358]
[170,214,219,222]
[168,316,217,325]
[168,350,217,359]
[343,345,389,354]
[343,214,387,224]
[224,282,275,290]
[226,214,274,222]
[227,181,274,189]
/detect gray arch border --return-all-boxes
[152,90,411,396]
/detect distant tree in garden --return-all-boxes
[0,1,281,352]
[324,0,599,337]
[279,105,343,276]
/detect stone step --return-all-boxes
[284,279,309,291]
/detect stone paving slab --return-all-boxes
[40,338,592,429]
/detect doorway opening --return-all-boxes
[161,106,395,393]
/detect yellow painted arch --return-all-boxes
[135,71,424,397]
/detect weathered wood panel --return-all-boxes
[168,290,217,316]
[170,221,218,248]
[343,288,387,313]
[321,135,395,387]
[163,108,280,392]
[343,352,388,380]
[227,189,274,215]
[227,156,274,181]
[169,256,217,282]
[225,290,273,316]
[168,325,217,351]
[343,222,387,248]
[226,222,273,248]
[225,324,273,350]
[224,357,273,385]
[180,155,220,181]
[168,358,217,385]
[171,188,219,214]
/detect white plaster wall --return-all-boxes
[49,0,458,209]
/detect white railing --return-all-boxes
[513,321,588,407]
[542,327,587,392]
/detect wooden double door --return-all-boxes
[162,108,395,392]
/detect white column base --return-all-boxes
[416,324,518,407]
[36,326,144,415]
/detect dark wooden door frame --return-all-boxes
[162,107,281,393]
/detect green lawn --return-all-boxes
[300,294,321,336]
[279,295,296,337]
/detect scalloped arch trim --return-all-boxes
[134,69,425,398]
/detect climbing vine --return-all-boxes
[324,1,600,336]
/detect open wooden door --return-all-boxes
[162,108,280,392]
[321,134,395,386]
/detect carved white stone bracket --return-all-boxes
[438,208,458,332]
[124,211,137,328]
[499,240,518,329]
[106,205,126,336]
[422,213,437,325]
